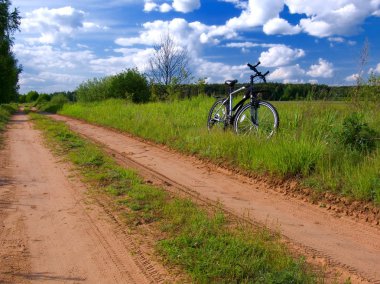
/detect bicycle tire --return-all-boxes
[234,101,279,138]
[207,98,228,131]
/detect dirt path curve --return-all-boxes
[50,114,380,283]
[0,112,169,283]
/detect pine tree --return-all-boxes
[0,0,21,103]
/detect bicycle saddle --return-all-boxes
[225,79,238,87]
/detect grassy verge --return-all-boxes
[0,103,17,145]
[59,98,380,204]
[31,112,320,283]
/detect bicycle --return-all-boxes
[207,62,279,138]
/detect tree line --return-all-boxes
[0,0,21,104]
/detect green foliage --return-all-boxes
[18,94,26,103]
[32,113,319,283]
[76,69,150,103]
[338,112,378,153]
[39,94,69,113]
[60,98,380,203]
[34,93,51,106]
[0,0,21,104]
[25,90,39,102]
[0,103,16,135]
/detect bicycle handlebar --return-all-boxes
[247,61,269,83]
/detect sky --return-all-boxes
[10,0,380,94]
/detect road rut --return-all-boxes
[50,113,380,283]
[0,113,168,283]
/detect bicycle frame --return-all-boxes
[223,79,258,123]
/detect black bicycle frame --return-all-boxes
[224,83,258,123]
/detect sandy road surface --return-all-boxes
[0,113,169,283]
[50,114,380,283]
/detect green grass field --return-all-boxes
[31,113,320,283]
[59,97,380,204]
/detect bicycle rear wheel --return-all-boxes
[207,99,228,131]
[234,101,279,138]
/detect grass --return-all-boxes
[59,97,380,204]
[0,103,17,145]
[31,112,320,283]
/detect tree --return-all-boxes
[25,90,39,102]
[148,34,191,100]
[0,0,21,103]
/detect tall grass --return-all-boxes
[60,97,380,203]
[0,103,17,132]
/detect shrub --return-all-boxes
[34,93,51,106]
[18,95,26,103]
[338,112,378,153]
[76,69,150,103]
[39,94,69,113]
[25,90,39,102]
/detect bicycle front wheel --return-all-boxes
[234,101,279,138]
[207,98,228,131]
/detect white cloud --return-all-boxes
[306,58,334,78]
[268,64,305,81]
[226,0,284,30]
[345,73,359,82]
[193,59,248,82]
[369,63,380,74]
[21,6,105,44]
[218,0,248,9]
[144,1,158,12]
[90,48,155,74]
[286,0,380,37]
[225,42,279,48]
[13,43,96,70]
[173,0,201,12]
[144,0,200,13]
[263,18,301,35]
[160,3,173,12]
[259,45,305,67]
[328,37,345,43]
[375,63,380,73]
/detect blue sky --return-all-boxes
[11,0,380,94]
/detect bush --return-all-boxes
[25,90,39,102]
[338,112,378,153]
[39,94,69,113]
[76,69,150,103]
[18,95,26,103]
[34,94,51,106]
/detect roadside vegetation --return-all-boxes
[0,103,16,132]
[31,113,321,283]
[59,94,380,204]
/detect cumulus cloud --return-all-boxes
[268,64,305,81]
[144,0,200,13]
[259,45,305,67]
[21,6,105,44]
[286,0,380,37]
[263,18,301,35]
[345,73,359,82]
[226,0,284,30]
[306,58,334,78]
[144,1,173,13]
[204,0,380,40]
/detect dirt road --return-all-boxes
[0,113,169,283]
[50,114,380,283]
